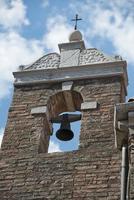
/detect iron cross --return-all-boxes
[71,14,82,30]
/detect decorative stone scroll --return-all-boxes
[23,53,60,70]
[19,48,123,72]
[79,48,120,65]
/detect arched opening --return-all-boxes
[47,90,83,153]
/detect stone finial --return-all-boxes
[69,30,83,42]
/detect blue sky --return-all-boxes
[0,0,134,152]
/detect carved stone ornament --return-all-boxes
[14,42,127,89]
[23,53,60,70]
[19,48,123,72]
[79,48,120,65]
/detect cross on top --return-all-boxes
[71,14,82,30]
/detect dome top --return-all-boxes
[69,30,83,42]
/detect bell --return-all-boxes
[51,113,81,141]
[56,114,74,141]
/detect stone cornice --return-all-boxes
[114,102,134,149]
[13,60,128,92]
[58,40,85,52]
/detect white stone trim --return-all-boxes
[58,40,85,52]
[114,102,134,149]
[81,101,98,110]
[13,61,127,89]
[62,81,73,91]
[31,106,47,115]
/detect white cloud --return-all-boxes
[0,81,12,99]
[89,5,134,63]
[43,15,72,52]
[0,0,29,29]
[0,128,4,148]
[0,1,45,100]
[42,0,49,8]
[48,140,62,153]
[0,4,73,100]
[70,0,134,64]
[0,31,44,99]
[0,3,74,101]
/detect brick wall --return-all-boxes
[0,76,124,199]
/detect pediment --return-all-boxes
[24,53,60,70]
[79,48,120,65]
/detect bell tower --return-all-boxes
[0,29,129,199]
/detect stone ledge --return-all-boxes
[13,61,128,96]
[81,101,98,110]
[62,81,73,91]
[31,106,47,115]
[114,102,134,149]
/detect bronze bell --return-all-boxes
[56,114,74,141]
[51,113,81,141]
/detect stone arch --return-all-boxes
[46,90,83,152]
[37,90,83,153]
[47,90,83,120]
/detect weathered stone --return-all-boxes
[0,33,130,200]
[31,106,47,115]
[81,101,98,110]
